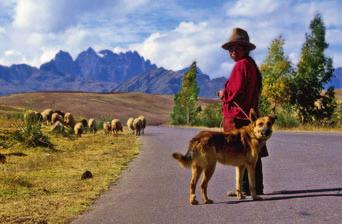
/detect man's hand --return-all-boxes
[217,89,224,98]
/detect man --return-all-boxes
[218,27,268,196]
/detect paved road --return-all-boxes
[72,126,342,224]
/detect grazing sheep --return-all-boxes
[51,121,65,133]
[53,110,65,118]
[127,117,134,134]
[24,110,43,123]
[74,122,84,137]
[133,118,143,136]
[111,119,123,134]
[137,115,146,135]
[103,121,112,135]
[80,119,88,133]
[64,112,75,128]
[41,108,53,124]
[51,112,63,124]
[88,118,97,134]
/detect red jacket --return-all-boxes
[222,56,260,119]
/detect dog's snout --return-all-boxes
[262,129,271,136]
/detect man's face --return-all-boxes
[228,45,246,61]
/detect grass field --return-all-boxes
[0,105,139,223]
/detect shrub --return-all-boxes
[195,103,222,127]
[12,117,53,149]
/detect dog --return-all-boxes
[172,109,276,205]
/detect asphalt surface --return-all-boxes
[72,126,342,224]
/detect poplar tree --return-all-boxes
[260,36,292,112]
[288,14,335,123]
[170,61,200,125]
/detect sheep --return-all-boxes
[80,119,88,133]
[41,108,53,124]
[137,115,146,135]
[88,118,97,134]
[24,110,43,123]
[74,122,84,137]
[53,110,65,118]
[51,121,65,133]
[103,121,112,135]
[51,112,63,125]
[63,112,75,128]
[127,117,135,134]
[111,119,123,134]
[133,118,143,136]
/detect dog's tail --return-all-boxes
[172,150,193,169]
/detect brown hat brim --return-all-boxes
[222,41,256,51]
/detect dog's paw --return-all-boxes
[252,196,263,201]
[205,199,214,204]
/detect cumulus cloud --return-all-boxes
[0,0,341,77]
[130,21,233,78]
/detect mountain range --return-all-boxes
[0,48,225,98]
[0,48,341,97]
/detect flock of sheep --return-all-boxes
[24,109,146,137]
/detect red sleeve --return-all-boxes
[225,61,246,103]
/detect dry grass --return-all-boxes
[0,107,139,223]
[335,89,342,103]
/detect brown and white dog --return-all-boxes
[172,109,276,205]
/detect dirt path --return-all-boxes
[72,126,342,224]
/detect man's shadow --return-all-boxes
[216,187,342,205]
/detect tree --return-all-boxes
[260,36,293,112]
[170,61,200,125]
[288,14,335,123]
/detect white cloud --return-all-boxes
[226,0,280,17]
[130,21,231,78]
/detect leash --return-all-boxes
[232,101,250,120]
[220,101,250,130]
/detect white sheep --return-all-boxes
[64,112,75,128]
[127,117,134,134]
[103,121,112,135]
[133,118,143,136]
[41,108,53,125]
[88,118,97,134]
[51,121,64,133]
[51,112,63,125]
[111,119,123,134]
[24,110,43,123]
[137,115,146,135]
[74,122,84,137]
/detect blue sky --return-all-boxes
[0,0,341,78]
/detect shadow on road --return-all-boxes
[210,187,342,205]
[266,187,342,195]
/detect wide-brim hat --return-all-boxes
[222,28,256,51]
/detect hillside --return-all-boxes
[0,92,219,125]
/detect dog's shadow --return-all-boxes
[213,187,342,205]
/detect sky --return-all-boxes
[0,0,341,79]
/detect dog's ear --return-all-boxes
[249,108,258,122]
[269,114,277,124]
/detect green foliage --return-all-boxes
[260,36,293,111]
[259,95,273,117]
[195,103,222,127]
[12,117,53,148]
[274,105,300,128]
[170,61,200,125]
[288,14,335,123]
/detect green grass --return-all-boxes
[0,108,139,223]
